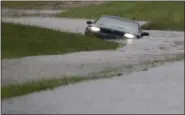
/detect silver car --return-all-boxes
[85,15,149,39]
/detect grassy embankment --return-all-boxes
[59,1,184,31]
[2,22,118,59]
[2,1,64,9]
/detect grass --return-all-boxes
[2,76,91,99]
[2,53,184,99]
[59,1,184,21]
[59,1,184,31]
[141,19,184,31]
[2,22,119,59]
[2,1,64,9]
[2,75,114,99]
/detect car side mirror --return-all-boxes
[141,32,149,37]
[87,21,93,25]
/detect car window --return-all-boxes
[95,16,140,34]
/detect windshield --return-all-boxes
[95,16,141,34]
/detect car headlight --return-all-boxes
[90,26,100,32]
[124,33,135,39]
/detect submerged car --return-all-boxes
[85,15,149,40]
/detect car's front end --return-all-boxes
[85,25,137,45]
[87,25,138,37]
[85,15,149,45]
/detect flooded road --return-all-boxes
[2,60,184,114]
[1,16,184,86]
[2,16,184,85]
[1,8,184,114]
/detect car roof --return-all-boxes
[100,15,139,24]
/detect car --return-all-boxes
[85,15,149,41]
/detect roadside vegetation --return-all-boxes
[59,1,184,31]
[2,1,63,9]
[2,1,104,10]
[2,76,91,99]
[2,22,119,59]
[141,19,184,31]
[2,53,184,99]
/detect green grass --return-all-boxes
[141,18,184,31]
[2,1,64,9]
[59,1,184,31]
[59,1,184,21]
[2,76,91,99]
[2,75,114,99]
[2,22,119,59]
[2,53,184,99]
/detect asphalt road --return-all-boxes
[2,17,184,86]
